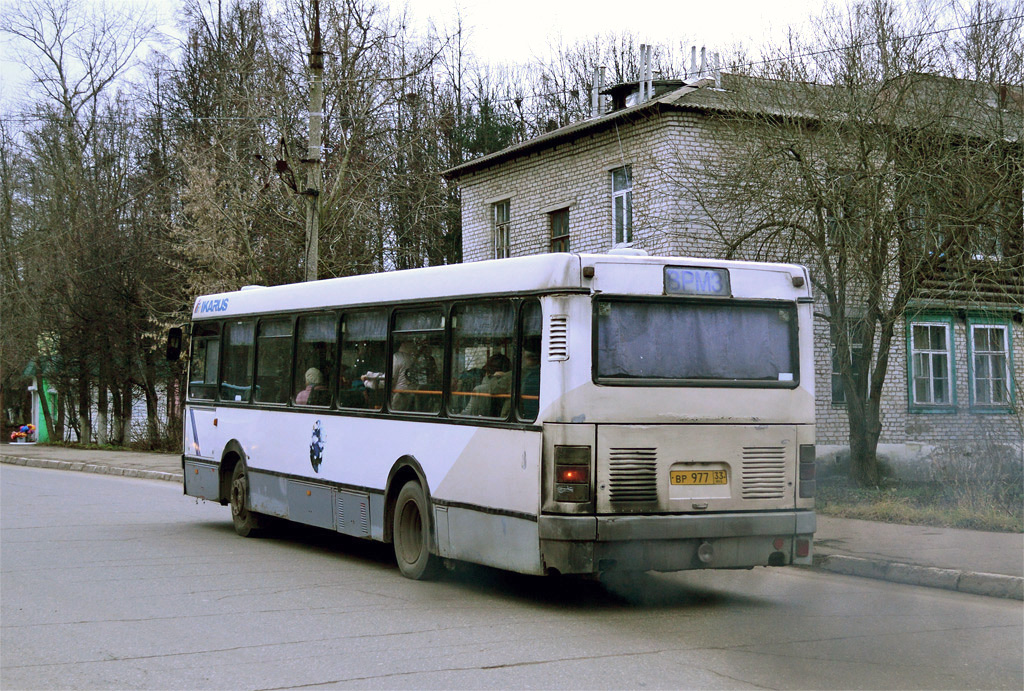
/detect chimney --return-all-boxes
[645,44,654,102]
[591,66,607,118]
[640,44,649,101]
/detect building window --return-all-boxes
[550,208,570,252]
[831,321,864,405]
[611,166,632,245]
[493,200,510,259]
[969,320,1011,408]
[909,319,954,409]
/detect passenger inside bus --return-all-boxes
[390,341,417,411]
[411,343,440,412]
[336,364,367,408]
[519,344,541,419]
[295,367,329,406]
[464,353,511,417]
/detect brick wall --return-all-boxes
[455,108,1024,459]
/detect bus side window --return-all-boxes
[391,310,444,414]
[220,320,255,402]
[517,301,543,421]
[340,310,388,410]
[450,301,514,419]
[188,323,220,400]
[294,314,337,407]
[255,318,293,404]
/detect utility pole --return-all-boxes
[303,0,324,282]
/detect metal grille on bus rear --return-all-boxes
[608,447,658,502]
[548,315,569,361]
[741,446,787,499]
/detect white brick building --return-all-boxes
[444,75,1024,477]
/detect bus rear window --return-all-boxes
[595,299,797,385]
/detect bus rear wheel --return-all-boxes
[229,462,265,538]
[392,480,440,580]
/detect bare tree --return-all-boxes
[2,0,156,443]
[665,0,1023,485]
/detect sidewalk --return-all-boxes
[2,442,1021,600]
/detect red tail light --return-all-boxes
[796,539,811,558]
[556,466,588,484]
[554,445,591,502]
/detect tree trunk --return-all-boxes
[55,379,66,442]
[120,382,133,446]
[110,383,123,445]
[76,373,91,444]
[846,396,883,486]
[96,379,108,446]
[142,350,160,447]
[165,366,183,450]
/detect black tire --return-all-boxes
[392,480,440,580]
[229,462,265,538]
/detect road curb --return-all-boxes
[814,553,1024,601]
[5,453,1021,601]
[0,455,182,484]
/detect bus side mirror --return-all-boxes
[166,327,183,362]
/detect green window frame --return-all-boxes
[967,317,1013,411]
[830,320,865,406]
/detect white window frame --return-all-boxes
[909,319,954,409]
[492,200,510,259]
[611,166,632,246]
[969,321,1011,408]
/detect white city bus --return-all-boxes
[177,253,816,579]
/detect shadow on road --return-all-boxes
[194,517,774,610]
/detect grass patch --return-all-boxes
[817,475,1023,533]
[40,439,180,453]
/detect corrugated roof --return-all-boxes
[442,83,705,180]
[443,72,1022,180]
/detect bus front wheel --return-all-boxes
[392,481,440,580]
[229,462,265,538]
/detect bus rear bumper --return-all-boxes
[538,511,815,575]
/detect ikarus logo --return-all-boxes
[193,298,229,315]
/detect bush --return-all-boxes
[930,441,1023,519]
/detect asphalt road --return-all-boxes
[2,464,1022,690]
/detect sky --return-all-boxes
[0,0,825,108]
[391,0,822,65]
